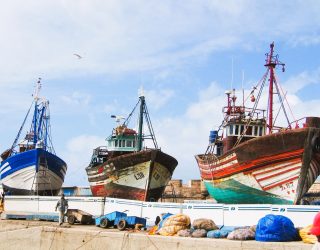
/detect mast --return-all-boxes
[264,42,285,134]
[33,78,42,144]
[266,43,275,134]
[137,95,145,151]
[44,105,49,151]
[119,87,158,151]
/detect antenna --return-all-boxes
[231,57,234,89]
[242,70,245,107]
[33,78,42,101]
[138,86,145,98]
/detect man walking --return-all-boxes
[55,193,68,226]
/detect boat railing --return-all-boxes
[94,146,108,156]
[223,106,266,120]
[287,117,308,129]
[202,153,218,161]
[268,117,309,133]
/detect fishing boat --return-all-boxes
[0,79,67,195]
[86,92,178,201]
[195,43,320,205]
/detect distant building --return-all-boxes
[59,179,320,204]
[303,179,320,204]
[159,179,212,203]
[61,186,92,196]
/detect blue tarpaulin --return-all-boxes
[255,214,297,242]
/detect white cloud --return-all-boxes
[60,92,92,107]
[144,89,175,110]
[288,35,320,47]
[282,69,320,121]
[103,103,118,114]
[0,0,319,85]
[62,135,106,185]
[154,83,228,180]
[282,67,320,94]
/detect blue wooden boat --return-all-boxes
[0,79,67,195]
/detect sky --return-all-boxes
[0,0,320,186]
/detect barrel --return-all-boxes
[209,130,218,143]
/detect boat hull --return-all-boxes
[196,127,320,204]
[86,149,178,201]
[0,148,67,195]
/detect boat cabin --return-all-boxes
[107,135,137,152]
[89,126,139,168]
[210,89,267,156]
[219,109,267,155]
[18,133,37,153]
[225,120,266,138]
[107,125,138,152]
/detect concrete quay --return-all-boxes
[0,220,313,250]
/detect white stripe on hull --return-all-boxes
[89,161,151,189]
[256,163,301,188]
[1,165,63,191]
[198,153,237,169]
[214,158,303,203]
[89,161,172,190]
[0,162,10,172]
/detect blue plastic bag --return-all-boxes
[255,214,297,242]
[207,229,229,238]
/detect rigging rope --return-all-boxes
[233,70,268,147]
[123,99,140,127]
[274,73,297,126]
[273,74,292,129]
[144,103,158,149]
[10,100,35,154]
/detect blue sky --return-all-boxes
[0,1,320,186]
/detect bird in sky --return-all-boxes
[73,53,82,59]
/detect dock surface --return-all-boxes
[0,220,313,250]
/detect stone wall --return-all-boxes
[160,179,320,204]
[302,180,320,204]
[0,221,311,250]
[159,179,211,203]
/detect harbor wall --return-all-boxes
[0,224,311,250]
[4,195,320,227]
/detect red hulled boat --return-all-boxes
[195,43,320,204]
[86,93,178,201]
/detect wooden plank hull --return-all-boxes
[0,148,67,196]
[195,127,320,204]
[86,149,177,201]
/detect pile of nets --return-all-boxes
[227,227,255,240]
[148,213,191,236]
[158,214,191,236]
[149,213,305,243]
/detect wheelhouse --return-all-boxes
[107,134,137,152]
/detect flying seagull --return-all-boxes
[73,53,82,59]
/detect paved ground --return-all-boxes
[0,219,314,250]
